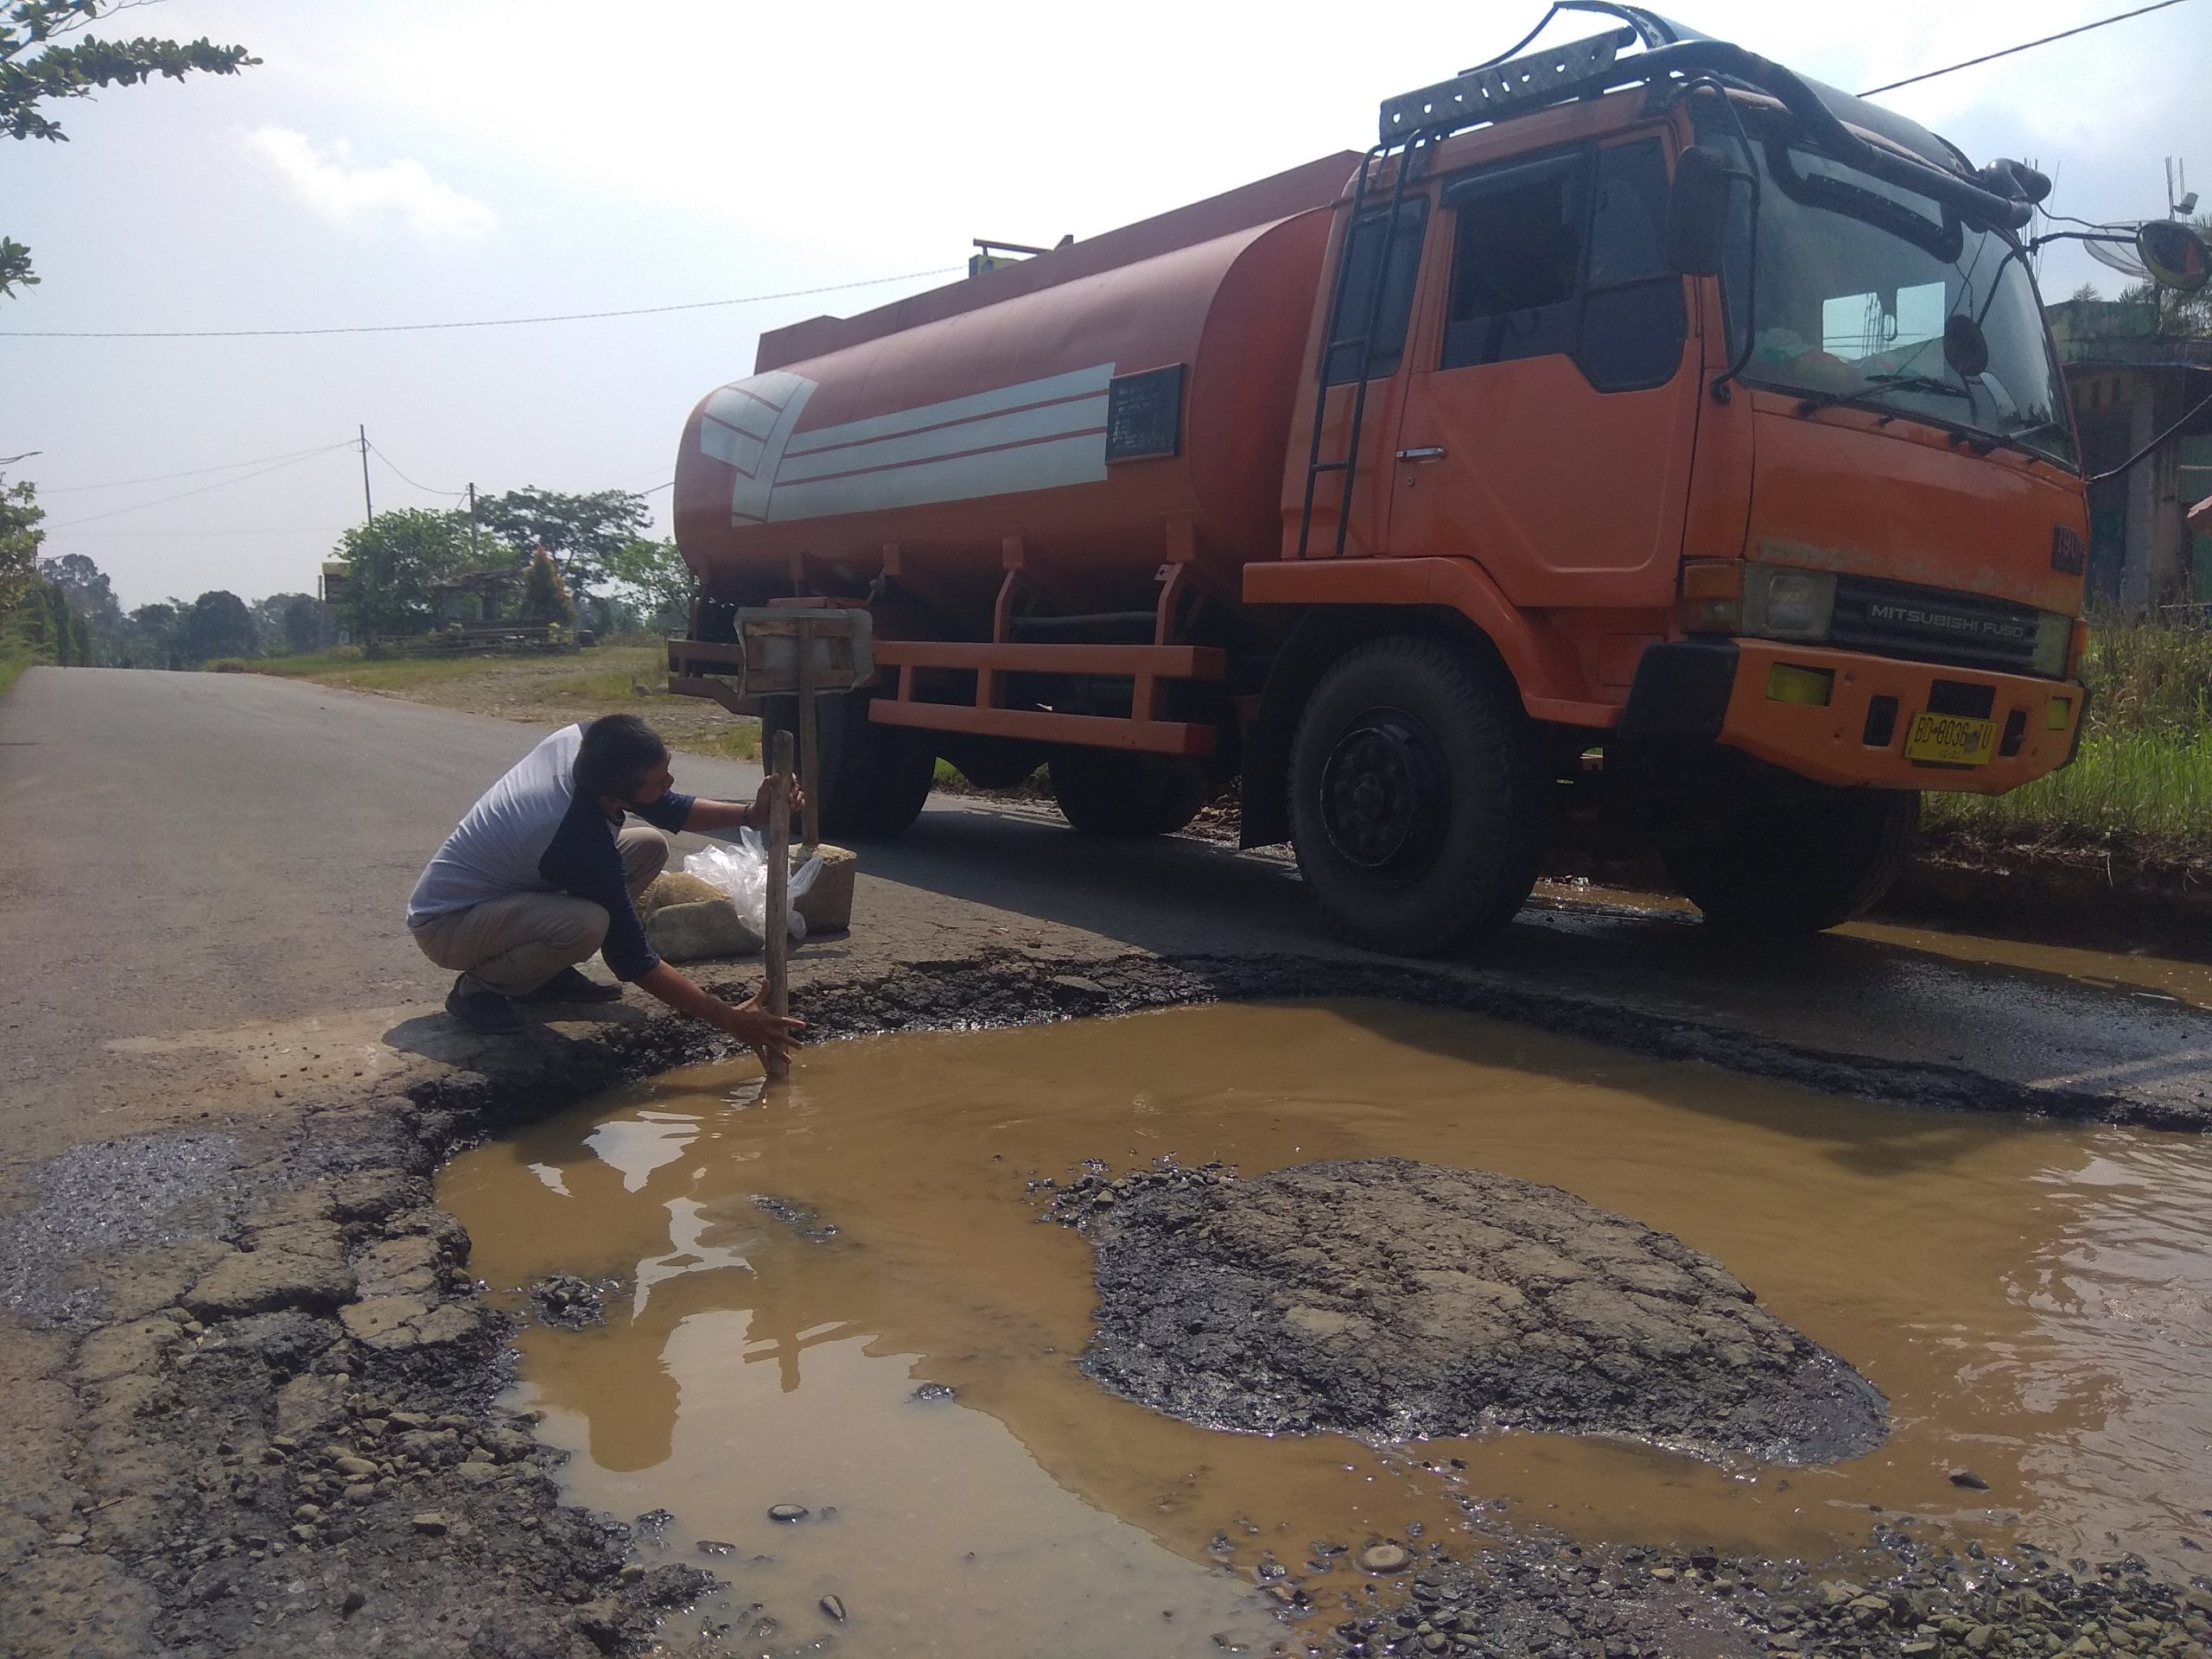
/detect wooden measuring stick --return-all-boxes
[796,618,822,855]
[762,729,793,1078]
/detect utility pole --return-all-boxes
[358,424,374,526]
[467,482,480,562]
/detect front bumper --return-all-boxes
[1618,639,2083,793]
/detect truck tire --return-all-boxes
[760,693,937,840]
[1050,751,1214,837]
[1661,786,1918,935]
[1288,635,1545,956]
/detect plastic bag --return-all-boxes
[682,830,821,944]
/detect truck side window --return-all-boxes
[1440,152,1589,370]
[1437,138,1688,391]
[1323,198,1428,384]
[1578,138,1688,391]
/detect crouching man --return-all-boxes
[407,713,804,1070]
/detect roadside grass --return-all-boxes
[1923,615,2212,871]
[228,645,761,764]
[0,637,34,697]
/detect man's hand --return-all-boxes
[715,993,805,1072]
[744,772,806,831]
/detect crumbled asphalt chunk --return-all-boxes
[752,1193,839,1241]
[529,1272,610,1327]
[1316,1529,2212,1659]
[1055,1155,1887,1462]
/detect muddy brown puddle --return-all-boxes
[440,1000,2212,1655]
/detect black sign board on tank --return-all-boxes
[1105,364,1185,463]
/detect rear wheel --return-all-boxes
[1288,635,1545,957]
[760,692,937,841]
[1049,750,1215,836]
[1661,785,1918,934]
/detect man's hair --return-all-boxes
[575,715,667,799]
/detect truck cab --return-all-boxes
[1241,10,2096,946]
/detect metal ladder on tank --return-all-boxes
[1294,133,1430,560]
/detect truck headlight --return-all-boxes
[2031,612,2070,678]
[1744,565,1836,640]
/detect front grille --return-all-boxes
[1827,576,2045,676]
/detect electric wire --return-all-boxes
[35,441,353,493]
[0,267,962,341]
[48,444,354,529]
[1859,0,2195,96]
[2088,378,2212,484]
[366,442,466,497]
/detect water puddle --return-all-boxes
[440,1001,2212,1653]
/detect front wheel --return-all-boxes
[1288,635,1545,957]
[1661,785,1918,935]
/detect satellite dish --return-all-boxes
[2138,219,2211,294]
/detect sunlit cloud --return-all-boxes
[242,127,495,240]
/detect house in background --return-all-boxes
[431,568,519,625]
[2048,298,2212,612]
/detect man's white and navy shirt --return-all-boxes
[405,724,693,980]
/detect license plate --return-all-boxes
[1904,711,1997,766]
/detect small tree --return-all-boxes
[609,536,694,634]
[517,546,575,626]
[0,472,41,613]
[334,508,467,639]
[475,486,651,597]
[3,2,258,297]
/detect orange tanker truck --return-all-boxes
[667,4,2207,957]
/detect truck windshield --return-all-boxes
[1712,118,2076,470]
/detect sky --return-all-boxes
[3,0,2208,609]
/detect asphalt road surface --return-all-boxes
[3,665,2208,1191]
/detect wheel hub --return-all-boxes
[1319,709,1446,875]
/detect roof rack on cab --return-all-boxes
[1376,1,2039,232]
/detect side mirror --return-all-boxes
[2138,220,2211,295]
[1942,313,1990,379]
[1668,146,1735,277]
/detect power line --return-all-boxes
[34,441,353,493]
[0,267,962,341]
[48,444,354,529]
[1859,0,2195,96]
[56,525,349,537]
[366,443,466,498]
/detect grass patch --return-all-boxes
[1925,614,2212,871]
[0,637,35,698]
[226,645,761,765]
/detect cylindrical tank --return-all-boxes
[672,197,1341,618]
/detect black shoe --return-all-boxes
[447,977,524,1033]
[518,967,626,1004]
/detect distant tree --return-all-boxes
[120,598,178,667]
[247,590,327,656]
[2069,282,2101,303]
[516,547,575,627]
[474,486,650,596]
[279,592,325,655]
[333,508,467,639]
[40,550,119,659]
[181,588,254,664]
[2,2,257,297]
[608,536,693,634]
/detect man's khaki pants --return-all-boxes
[410,825,669,996]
